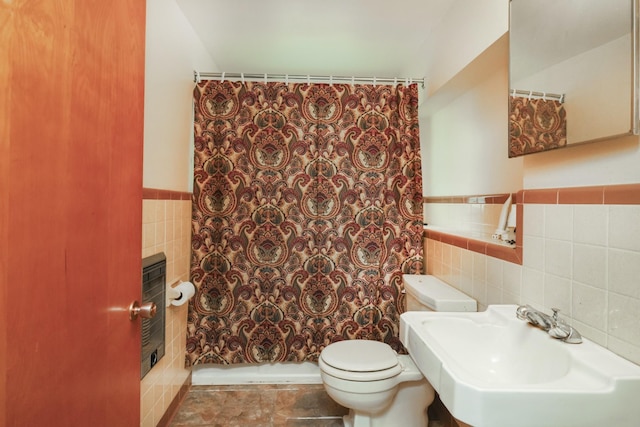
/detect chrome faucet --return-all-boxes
[516,305,582,344]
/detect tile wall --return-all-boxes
[424,195,513,241]
[141,190,193,427]
[425,185,640,366]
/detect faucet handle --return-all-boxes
[516,304,532,320]
[551,308,561,321]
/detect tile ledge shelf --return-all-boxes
[424,226,523,265]
[424,226,515,248]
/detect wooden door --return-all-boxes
[0,0,146,426]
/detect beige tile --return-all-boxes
[432,240,443,264]
[166,200,176,221]
[572,282,607,330]
[471,278,487,307]
[501,262,520,299]
[471,252,486,282]
[522,235,544,270]
[458,271,473,298]
[543,274,571,315]
[608,249,640,299]
[442,243,452,268]
[521,267,544,307]
[572,243,607,289]
[609,205,640,251]
[450,246,462,271]
[523,204,544,237]
[544,239,572,279]
[485,257,503,290]
[143,200,156,225]
[459,249,473,276]
[143,222,156,250]
[140,411,154,427]
[571,318,607,347]
[608,293,640,346]
[573,205,607,246]
[607,336,640,366]
[486,284,503,305]
[502,290,520,305]
[544,204,573,241]
[155,200,167,223]
[469,203,485,232]
[155,220,167,246]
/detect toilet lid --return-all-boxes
[320,340,399,372]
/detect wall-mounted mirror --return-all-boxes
[509,0,639,157]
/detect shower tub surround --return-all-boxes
[425,184,640,366]
[191,361,322,385]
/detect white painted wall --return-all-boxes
[523,134,640,189]
[422,35,523,197]
[423,0,509,96]
[143,0,218,192]
[514,35,632,144]
[422,3,640,196]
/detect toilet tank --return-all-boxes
[403,275,477,312]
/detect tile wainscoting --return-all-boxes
[141,189,193,427]
[424,193,523,264]
[424,184,640,366]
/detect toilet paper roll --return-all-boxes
[170,281,196,307]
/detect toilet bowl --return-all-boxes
[319,275,477,427]
[319,340,433,427]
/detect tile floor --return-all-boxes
[168,384,348,427]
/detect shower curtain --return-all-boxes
[509,95,567,157]
[187,80,423,365]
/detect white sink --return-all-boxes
[400,305,640,427]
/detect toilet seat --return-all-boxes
[320,340,402,381]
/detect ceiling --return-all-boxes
[174,0,455,79]
[174,0,633,87]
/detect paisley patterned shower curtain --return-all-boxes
[509,95,567,157]
[187,80,423,365]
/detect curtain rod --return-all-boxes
[194,71,425,88]
[511,89,565,103]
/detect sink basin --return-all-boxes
[400,305,640,427]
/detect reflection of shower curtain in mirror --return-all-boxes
[187,81,423,365]
[509,96,567,157]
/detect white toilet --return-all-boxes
[319,275,477,427]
